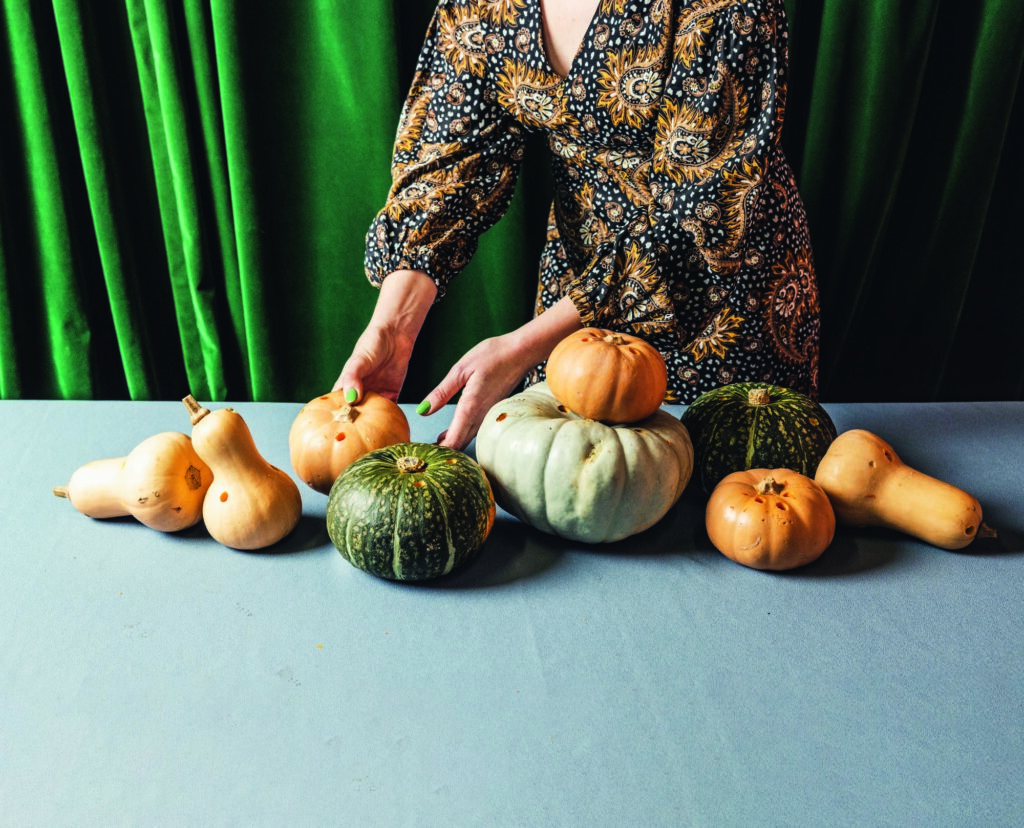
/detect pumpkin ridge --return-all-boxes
[421,471,459,576]
[392,482,409,579]
[744,393,764,470]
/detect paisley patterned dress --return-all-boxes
[365,0,821,401]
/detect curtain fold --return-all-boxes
[794,0,1024,401]
[1,0,1021,404]
[4,0,94,399]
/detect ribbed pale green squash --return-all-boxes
[475,382,693,543]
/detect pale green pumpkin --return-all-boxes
[475,382,693,543]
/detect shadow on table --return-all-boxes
[433,486,714,589]
[429,516,568,589]
[171,514,331,557]
[778,519,1020,579]
[268,515,332,555]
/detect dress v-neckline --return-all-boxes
[537,0,605,82]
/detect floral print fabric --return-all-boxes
[365,0,821,401]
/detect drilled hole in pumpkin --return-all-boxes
[557,405,567,413]
[965,526,975,535]
[753,497,765,504]
[319,395,330,400]
[496,412,508,422]
[446,458,457,464]
[413,480,426,488]
[335,432,346,441]
[219,491,229,502]
[775,501,788,511]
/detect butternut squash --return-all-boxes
[54,432,211,531]
[814,429,986,550]
[183,395,302,550]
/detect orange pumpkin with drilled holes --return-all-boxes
[545,327,667,423]
[288,391,411,494]
[705,468,835,571]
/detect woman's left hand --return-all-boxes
[419,296,583,451]
[418,334,534,451]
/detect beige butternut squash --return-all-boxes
[54,432,211,532]
[814,429,985,550]
[183,395,302,550]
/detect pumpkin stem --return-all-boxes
[756,477,785,496]
[182,394,210,425]
[748,387,772,406]
[336,404,357,424]
[603,332,625,345]
[53,486,69,499]
[397,456,428,474]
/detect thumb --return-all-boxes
[333,353,371,402]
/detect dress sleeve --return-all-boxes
[365,0,529,299]
[565,0,795,340]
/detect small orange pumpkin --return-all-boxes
[545,327,667,423]
[705,468,835,571]
[288,390,411,494]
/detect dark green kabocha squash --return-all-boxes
[681,382,837,494]
[327,442,495,581]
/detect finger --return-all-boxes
[437,397,485,452]
[417,363,467,417]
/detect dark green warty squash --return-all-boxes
[680,382,837,494]
[327,442,495,581]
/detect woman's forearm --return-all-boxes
[370,269,438,337]
[507,296,582,368]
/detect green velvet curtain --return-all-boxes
[1,1,1021,404]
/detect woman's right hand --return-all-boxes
[332,269,437,403]
[333,323,415,403]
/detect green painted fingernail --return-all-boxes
[345,387,357,403]
[416,399,431,416]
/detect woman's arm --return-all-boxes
[333,269,437,402]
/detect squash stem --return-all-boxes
[182,394,211,426]
[53,486,69,499]
[978,522,998,540]
[397,456,428,474]
[748,387,772,406]
[756,477,785,496]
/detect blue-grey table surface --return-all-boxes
[1,398,1022,827]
